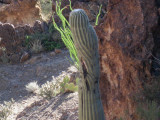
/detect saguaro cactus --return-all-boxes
[69,9,105,120]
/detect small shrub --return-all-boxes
[0,47,9,63]
[60,76,78,93]
[30,39,44,54]
[39,81,61,99]
[25,81,40,94]
[142,77,160,104]
[133,77,160,120]
[136,101,160,120]
[0,51,9,63]
[42,40,62,51]
[133,77,160,103]
[0,99,15,120]
[25,30,63,52]
[39,76,79,99]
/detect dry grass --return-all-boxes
[0,99,15,120]
[26,81,40,94]
[30,39,44,54]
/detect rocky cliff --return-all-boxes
[96,0,158,119]
[0,0,41,26]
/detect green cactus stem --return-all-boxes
[69,9,105,120]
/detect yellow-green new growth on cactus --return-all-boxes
[69,9,105,120]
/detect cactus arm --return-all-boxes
[69,9,105,120]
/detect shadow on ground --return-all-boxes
[0,50,73,103]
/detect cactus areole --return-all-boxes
[69,9,105,120]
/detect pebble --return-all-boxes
[55,49,62,54]
[20,52,30,63]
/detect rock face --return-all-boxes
[0,23,32,63]
[0,0,41,26]
[0,20,46,63]
[54,0,159,119]
[95,0,158,119]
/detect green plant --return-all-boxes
[25,31,63,52]
[25,34,44,53]
[53,0,102,69]
[60,76,78,93]
[25,35,32,48]
[132,77,160,120]
[142,77,160,104]
[25,33,47,49]
[119,118,124,120]
[53,0,79,68]
[43,40,62,51]
[53,0,102,68]
[0,47,9,63]
[95,5,102,26]
[136,101,160,120]
[133,77,160,105]
[0,99,15,120]
[69,9,105,120]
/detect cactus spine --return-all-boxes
[69,9,105,120]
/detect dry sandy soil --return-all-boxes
[0,50,78,120]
